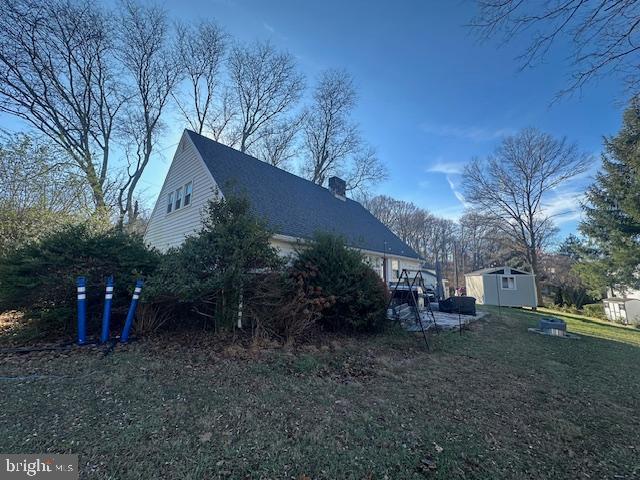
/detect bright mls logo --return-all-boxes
[1,455,78,480]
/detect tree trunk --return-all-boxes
[530,247,544,307]
[435,256,444,300]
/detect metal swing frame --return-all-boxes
[387,269,439,350]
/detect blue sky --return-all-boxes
[1,0,627,241]
[152,0,625,241]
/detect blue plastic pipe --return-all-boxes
[100,276,114,343]
[76,276,87,345]
[120,279,143,343]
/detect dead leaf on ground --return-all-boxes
[198,431,212,443]
[417,456,437,476]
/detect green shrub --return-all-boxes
[145,196,282,330]
[0,223,159,333]
[582,303,607,320]
[292,233,388,333]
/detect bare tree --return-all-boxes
[364,193,461,298]
[345,146,387,196]
[462,128,590,305]
[423,217,456,299]
[459,210,499,271]
[362,195,399,230]
[471,0,640,96]
[228,41,305,153]
[302,69,385,194]
[0,132,90,250]
[117,0,180,227]
[257,115,304,168]
[174,20,227,135]
[0,0,124,212]
[206,88,239,144]
[303,69,359,185]
[363,195,420,245]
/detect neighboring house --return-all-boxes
[144,130,421,282]
[604,287,640,325]
[612,287,640,300]
[603,298,640,325]
[465,266,537,308]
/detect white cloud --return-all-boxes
[263,22,275,34]
[420,123,515,142]
[446,175,470,208]
[426,158,466,175]
[541,190,585,225]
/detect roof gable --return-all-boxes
[185,130,420,259]
[465,266,533,276]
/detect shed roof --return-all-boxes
[464,266,533,276]
[186,130,420,259]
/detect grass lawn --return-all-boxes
[1,308,639,479]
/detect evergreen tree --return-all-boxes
[145,195,282,329]
[580,99,640,294]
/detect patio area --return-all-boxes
[403,304,488,332]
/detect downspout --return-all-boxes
[383,241,388,284]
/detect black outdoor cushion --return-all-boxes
[439,296,476,316]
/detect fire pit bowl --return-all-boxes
[538,317,567,336]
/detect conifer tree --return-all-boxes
[580,99,640,294]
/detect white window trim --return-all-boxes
[391,259,400,279]
[166,192,174,214]
[501,275,517,290]
[184,181,193,207]
[175,186,183,210]
[166,181,194,216]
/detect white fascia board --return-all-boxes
[271,233,421,263]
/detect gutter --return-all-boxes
[271,233,421,263]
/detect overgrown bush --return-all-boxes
[582,303,607,320]
[292,233,388,333]
[0,223,159,332]
[145,196,282,330]
[247,267,335,343]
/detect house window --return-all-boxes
[184,182,193,206]
[501,276,516,290]
[166,192,174,214]
[391,259,400,279]
[175,187,183,210]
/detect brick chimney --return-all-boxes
[328,176,346,200]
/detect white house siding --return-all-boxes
[270,237,300,259]
[604,299,640,325]
[271,234,420,281]
[613,287,640,300]
[144,133,219,252]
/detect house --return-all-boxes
[144,130,422,282]
[603,298,640,325]
[603,287,640,325]
[464,266,537,308]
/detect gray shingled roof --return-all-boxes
[186,130,420,259]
